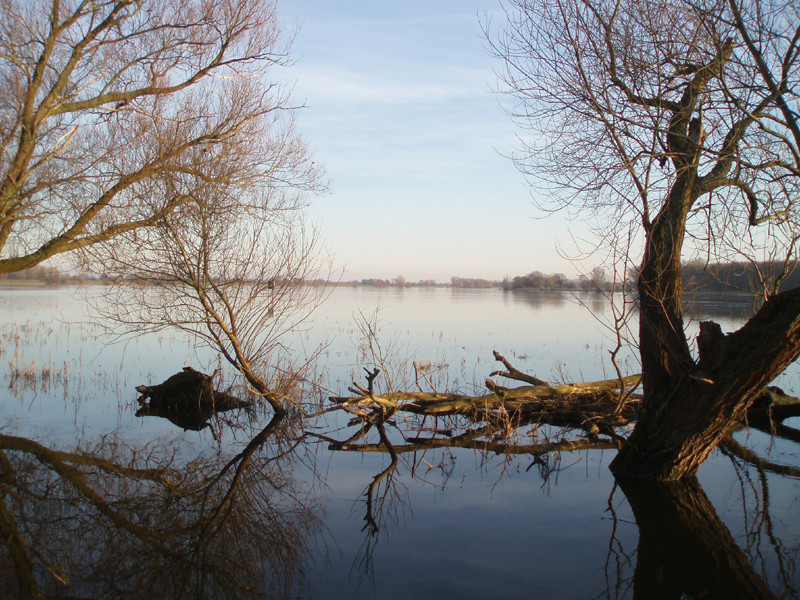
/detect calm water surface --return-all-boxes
[0,285,797,599]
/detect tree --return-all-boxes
[91,183,329,415]
[589,266,607,292]
[0,0,321,274]
[0,0,327,414]
[489,0,800,479]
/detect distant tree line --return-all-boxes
[502,268,611,291]
[450,277,495,288]
[503,271,568,290]
[682,261,800,295]
[0,265,67,284]
[352,271,613,290]
[353,277,497,288]
[357,278,393,288]
[13,262,787,294]
[503,262,800,295]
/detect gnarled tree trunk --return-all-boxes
[611,265,800,481]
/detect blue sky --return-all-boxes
[278,0,579,282]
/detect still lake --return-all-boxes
[0,285,798,599]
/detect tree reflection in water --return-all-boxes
[321,400,799,600]
[0,412,321,599]
[1,389,798,598]
[618,477,778,599]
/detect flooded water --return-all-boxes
[0,285,798,599]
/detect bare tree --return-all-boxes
[0,0,329,413]
[488,0,800,479]
[91,184,330,414]
[0,0,322,274]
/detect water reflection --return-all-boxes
[319,403,799,600]
[503,288,760,321]
[682,291,760,320]
[0,414,320,599]
[1,404,798,598]
[618,477,779,599]
[2,286,800,598]
[504,289,595,310]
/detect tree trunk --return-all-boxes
[609,128,800,480]
[611,287,800,480]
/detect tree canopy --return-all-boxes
[0,0,323,274]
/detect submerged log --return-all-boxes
[135,367,250,430]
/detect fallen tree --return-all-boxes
[330,351,800,431]
[330,351,642,437]
[325,350,800,471]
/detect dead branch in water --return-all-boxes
[326,350,800,449]
[321,350,800,491]
[330,351,642,437]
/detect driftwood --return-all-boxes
[329,352,800,442]
[330,352,643,438]
[135,367,250,431]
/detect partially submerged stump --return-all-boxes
[135,367,250,431]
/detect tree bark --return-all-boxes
[611,287,800,480]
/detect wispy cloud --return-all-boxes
[294,68,477,106]
[275,0,574,279]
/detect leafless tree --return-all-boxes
[0,0,330,413]
[0,0,323,274]
[91,185,331,414]
[488,0,800,479]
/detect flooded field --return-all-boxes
[0,285,798,599]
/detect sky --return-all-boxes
[277,0,582,283]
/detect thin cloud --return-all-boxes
[294,65,488,107]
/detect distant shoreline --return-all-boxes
[0,280,96,288]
